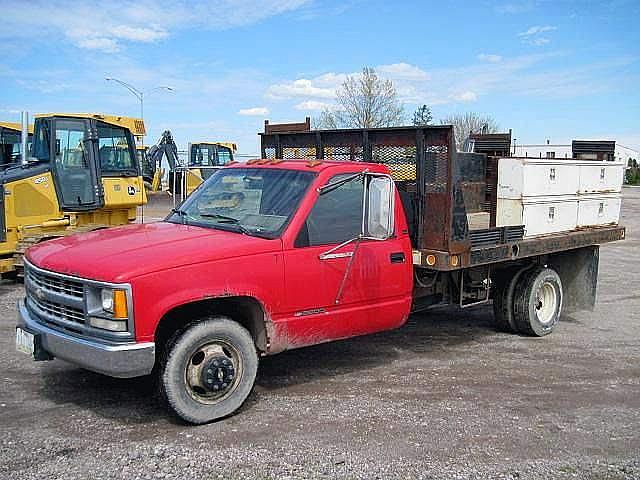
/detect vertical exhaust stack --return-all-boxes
[21,111,29,166]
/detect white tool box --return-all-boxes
[496,158,624,237]
[577,193,622,227]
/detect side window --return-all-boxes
[201,146,214,166]
[217,146,233,166]
[297,174,363,247]
[97,124,135,172]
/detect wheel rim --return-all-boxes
[535,281,557,325]
[184,340,243,405]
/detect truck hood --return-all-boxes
[26,222,282,283]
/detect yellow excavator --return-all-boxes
[175,141,237,197]
[145,134,236,197]
[0,121,33,168]
[0,113,147,276]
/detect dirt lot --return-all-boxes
[0,190,638,480]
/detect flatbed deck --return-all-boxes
[413,225,625,270]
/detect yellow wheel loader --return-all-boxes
[0,113,147,276]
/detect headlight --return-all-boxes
[100,288,128,319]
[86,285,132,333]
[101,289,114,313]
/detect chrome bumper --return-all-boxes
[17,299,155,378]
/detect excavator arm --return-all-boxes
[145,130,179,191]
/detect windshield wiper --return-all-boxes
[199,213,251,235]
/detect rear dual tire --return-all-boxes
[494,266,563,337]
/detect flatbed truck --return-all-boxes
[16,125,624,423]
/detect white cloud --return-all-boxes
[294,100,330,111]
[517,25,557,46]
[518,25,557,37]
[75,37,120,53]
[109,25,168,42]
[495,1,536,14]
[238,107,269,116]
[0,0,311,52]
[377,63,429,81]
[477,53,503,63]
[451,91,478,102]
[529,37,551,46]
[267,79,337,99]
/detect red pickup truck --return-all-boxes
[16,125,624,424]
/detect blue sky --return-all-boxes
[0,0,638,154]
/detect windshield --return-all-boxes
[167,168,315,238]
[97,122,137,176]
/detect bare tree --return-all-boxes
[313,67,405,129]
[412,104,432,126]
[312,108,338,129]
[440,112,499,149]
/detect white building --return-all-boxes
[615,144,639,167]
[513,140,639,165]
[513,142,572,159]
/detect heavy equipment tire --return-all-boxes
[159,316,258,424]
[492,269,527,333]
[513,267,563,337]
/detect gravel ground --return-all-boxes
[0,189,638,480]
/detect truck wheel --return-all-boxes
[513,267,563,336]
[159,316,258,424]
[492,269,526,332]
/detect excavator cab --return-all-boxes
[173,141,236,198]
[0,113,146,276]
[189,142,236,180]
[0,122,33,168]
[30,114,145,210]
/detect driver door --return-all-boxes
[282,173,413,347]
[52,118,103,210]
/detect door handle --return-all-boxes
[319,251,354,260]
[390,252,405,263]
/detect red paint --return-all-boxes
[26,161,414,352]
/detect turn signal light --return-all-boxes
[113,290,128,319]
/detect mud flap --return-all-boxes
[548,246,599,314]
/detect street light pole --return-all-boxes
[105,77,173,145]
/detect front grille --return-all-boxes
[28,266,84,299]
[29,294,85,324]
[25,263,87,334]
[24,261,134,342]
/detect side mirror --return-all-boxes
[363,174,394,240]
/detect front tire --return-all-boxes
[513,267,563,336]
[159,317,258,424]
